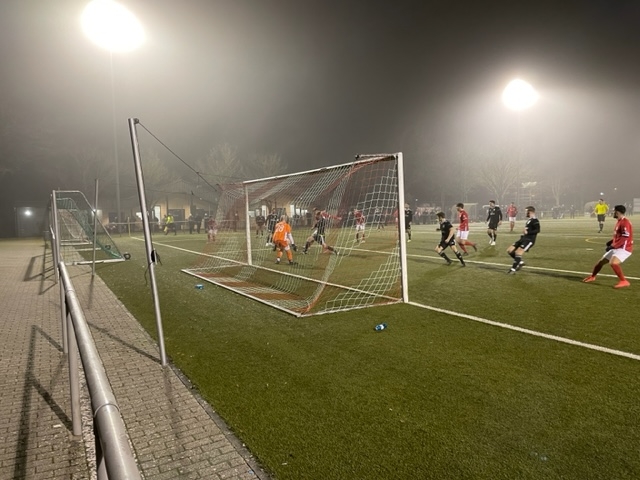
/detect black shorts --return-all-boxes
[313,233,325,244]
[597,214,606,222]
[512,236,535,252]
[439,238,456,249]
[488,222,499,230]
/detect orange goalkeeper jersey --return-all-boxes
[272,220,292,243]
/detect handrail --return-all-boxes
[59,261,141,479]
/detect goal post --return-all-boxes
[183,153,408,316]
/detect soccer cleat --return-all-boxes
[582,276,596,283]
[515,261,525,271]
[407,239,411,242]
[472,244,477,252]
[507,269,516,274]
[490,241,496,246]
[288,261,297,265]
[461,262,466,267]
[275,259,281,264]
[446,259,453,265]
[614,280,630,289]
[462,252,469,256]
[334,250,339,255]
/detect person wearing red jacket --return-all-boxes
[583,204,633,288]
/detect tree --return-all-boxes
[137,148,173,210]
[475,140,536,206]
[194,143,243,184]
[246,153,287,179]
[449,146,479,203]
[477,149,520,206]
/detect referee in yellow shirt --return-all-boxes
[594,198,609,233]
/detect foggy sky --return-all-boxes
[1,0,640,232]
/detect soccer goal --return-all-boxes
[49,190,128,265]
[182,153,408,316]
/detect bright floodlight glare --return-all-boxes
[502,79,539,111]
[24,210,32,217]
[81,0,144,53]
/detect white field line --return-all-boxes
[134,237,640,361]
[407,300,640,362]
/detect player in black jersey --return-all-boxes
[302,208,339,255]
[435,212,465,266]
[265,210,278,245]
[486,200,503,245]
[404,204,413,242]
[507,206,540,274]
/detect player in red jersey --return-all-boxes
[353,208,366,243]
[455,203,477,255]
[506,202,518,232]
[583,204,633,288]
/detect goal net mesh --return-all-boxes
[182,154,406,316]
[51,190,126,264]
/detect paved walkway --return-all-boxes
[0,239,269,479]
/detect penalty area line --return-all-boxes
[408,300,640,362]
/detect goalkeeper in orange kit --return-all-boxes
[272,215,297,265]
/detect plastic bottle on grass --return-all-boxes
[374,323,387,331]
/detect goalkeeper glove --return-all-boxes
[292,244,298,252]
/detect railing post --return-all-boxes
[96,422,107,480]
[59,267,68,354]
[67,309,82,436]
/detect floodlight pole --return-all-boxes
[128,117,167,367]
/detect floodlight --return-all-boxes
[502,79,539,111]
[81,0,144,53]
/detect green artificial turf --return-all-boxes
[96,217,640,479]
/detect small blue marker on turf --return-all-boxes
[195,284,204,290]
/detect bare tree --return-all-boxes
[450,146,479,203]
[195,143,243,184]
[247,153,287,179]
[477,149,521,206]
[137,148,173,210]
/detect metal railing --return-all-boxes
[59,261,142,480]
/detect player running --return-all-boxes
[583,204,633,288]
[507,206,540,274]
[435,212,466,266]
[302,208,339,255]
[455,203,477,255]
[486,200,502,245]
[272,215,297,265]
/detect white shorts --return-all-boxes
[355,224,365,232]
[603,249,632,263]
[456,230,469,240]
[509,217,516,222]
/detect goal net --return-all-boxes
[182,153,408,316]
[50,190,128,265]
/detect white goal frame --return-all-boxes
[183,153,408,316]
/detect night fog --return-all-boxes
[1,0,640,236]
